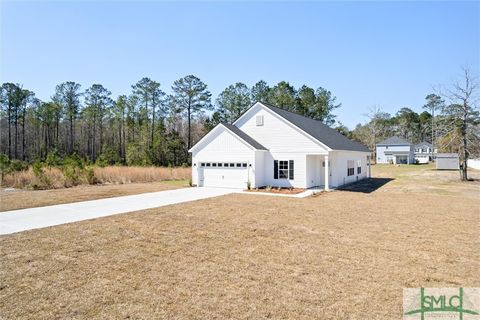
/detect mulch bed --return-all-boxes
[245,187,305,194]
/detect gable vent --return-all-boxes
[256,115,264,126]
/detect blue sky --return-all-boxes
[1,1,478,128]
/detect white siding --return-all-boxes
[329,151,369,187]
[306,155,322,188]
[191,128,255,186]
[262,152,307,188]
[376,145,414,164]
[235,104,329,154]
[254,151,265,187]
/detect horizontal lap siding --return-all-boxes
[330,151,369,187]
[234,104,327,188]
[306,155,321,188]
[254,151,265,188]
[376,145,414,164]
[192,129,255,186]
[263,153,307,188]
[235,104,328,153]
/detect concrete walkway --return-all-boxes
[0,187,236,235]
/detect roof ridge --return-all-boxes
[260,101,323,123]
[256,101,370,152]
[221,122,267,150]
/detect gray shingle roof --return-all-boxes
[259,102,370,152]
[221,123,267,150]
[436,153,458,158]
[414,141,433,148]
[377,136,411,146]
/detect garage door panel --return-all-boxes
[202,168,248,189]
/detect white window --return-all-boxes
[357,160,361,174]
[279,161,288,179]
[274,160,294,180]
[256,115,264,126]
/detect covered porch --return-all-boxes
[305,153,372,190]
[305,154,331,191]
[385,151,410,164]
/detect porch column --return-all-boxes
[368,156,371,178]
[324,154,329,191]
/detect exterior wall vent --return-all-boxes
[256,115,264,126]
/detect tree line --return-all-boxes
[1,68,478,179]
[0,77,340,167]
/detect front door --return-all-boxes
[396,155,407,164]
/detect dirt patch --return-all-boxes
[0,180,189,212]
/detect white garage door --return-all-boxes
[199,162,249,189]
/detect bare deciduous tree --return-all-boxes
[440,67,480,181]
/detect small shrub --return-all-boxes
[31,161,52,189]
[266,185,272,191]
[84,166,98,185]
[10,160,28,172]
[247,181,251,190]
[62,164,82,187]
[45,150,62,167]
[0,154,12,184]
[189,178,193,187]
[96,148,121,167]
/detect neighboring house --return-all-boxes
[414,142,436,164]
[436,153,459,170]
[376,136,415,164]
[189,102,371,190]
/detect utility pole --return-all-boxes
[431,105,435,162]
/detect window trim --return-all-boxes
[274,160,294,180]
[347,160,355,176]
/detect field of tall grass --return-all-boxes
[2,166,191,190]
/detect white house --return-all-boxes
[414,142,436,163]
[376,136,415,164]
[189,102,371,190]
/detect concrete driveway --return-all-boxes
[0,187,236,235]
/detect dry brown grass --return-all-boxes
[2,167,65,189]
[0,166,478,319]
[371,163,480,197]
[93,166,190,184]
[0,180,189,212]
[1,166,191,189]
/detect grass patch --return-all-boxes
[1,165,191,190]
[0,181,187,212]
